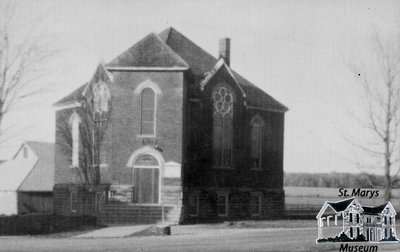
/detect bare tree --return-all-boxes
[350,31,400,201]
[57,66,112,185]
[0,1,54,140]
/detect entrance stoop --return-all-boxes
[97,202,182,225]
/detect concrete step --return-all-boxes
[98,203,182,225]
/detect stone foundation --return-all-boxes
[182,187,284,223]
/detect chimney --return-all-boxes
[219,38,231,66]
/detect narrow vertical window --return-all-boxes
[71,192,77,213]
[69,112,81,167]
[188,194,199,217]
[213,86,233,167]
[217,193,228,217]
[349,213,353,223]
[251,194,262,216]
[95,140,109,166]
[95,192,104,212]
[93,81,111,115]
[141,88,156,135]
[250,115,264,169]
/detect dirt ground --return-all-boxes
[0,220,399,252]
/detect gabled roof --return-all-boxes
[18,142,54,192]
[159,27,288,112]
[54,63,114,107]
[159,27,217,75]
[1,142,54,192]
[57,27,287,112]
[316,197,398,219]
[200,58,246,97]
[107,33,189,69]
[363,202,396,216]
[0,157,38,191]
[327,198,356,212]
[363,204,388,215]
[316,198,361,219]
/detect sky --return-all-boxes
[0,0,400,175]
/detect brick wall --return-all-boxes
[54,108,79,184]
[53,184,108,216]
[182,188,284,223]
[17,192,53,214]
[185,67,284,190]
[54,71,185,185]
[99,71,184,184]
[181,65,285,222]
[54,65,285,223]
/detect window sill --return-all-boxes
[137,134,157,138]
[130,203,162,206]
[69,165,79,169]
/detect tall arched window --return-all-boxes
[69,112,81,167]
[250,115,264,169]
[213,86,234,167]
[141,88,156,135]
[93,81,111,115]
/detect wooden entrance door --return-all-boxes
[132,154,160,204]
[133,168,159,203]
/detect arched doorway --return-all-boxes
[132,154,160,204]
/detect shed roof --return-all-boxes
[54,83,87,106]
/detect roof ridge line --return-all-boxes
[153,32,189,68]
[200,58,246,98]
[26,141,54,144]
[159,27,218,67]
[164,27,172,45]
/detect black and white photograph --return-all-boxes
[0,0,399,251]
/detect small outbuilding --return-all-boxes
[0,142,54,215]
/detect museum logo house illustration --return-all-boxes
[317,198,398,242]
[53,27,287,224]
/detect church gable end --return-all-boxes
[53,28,286,223]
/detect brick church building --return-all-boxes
[53,27,288,224]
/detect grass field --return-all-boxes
[284,186,400,210]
